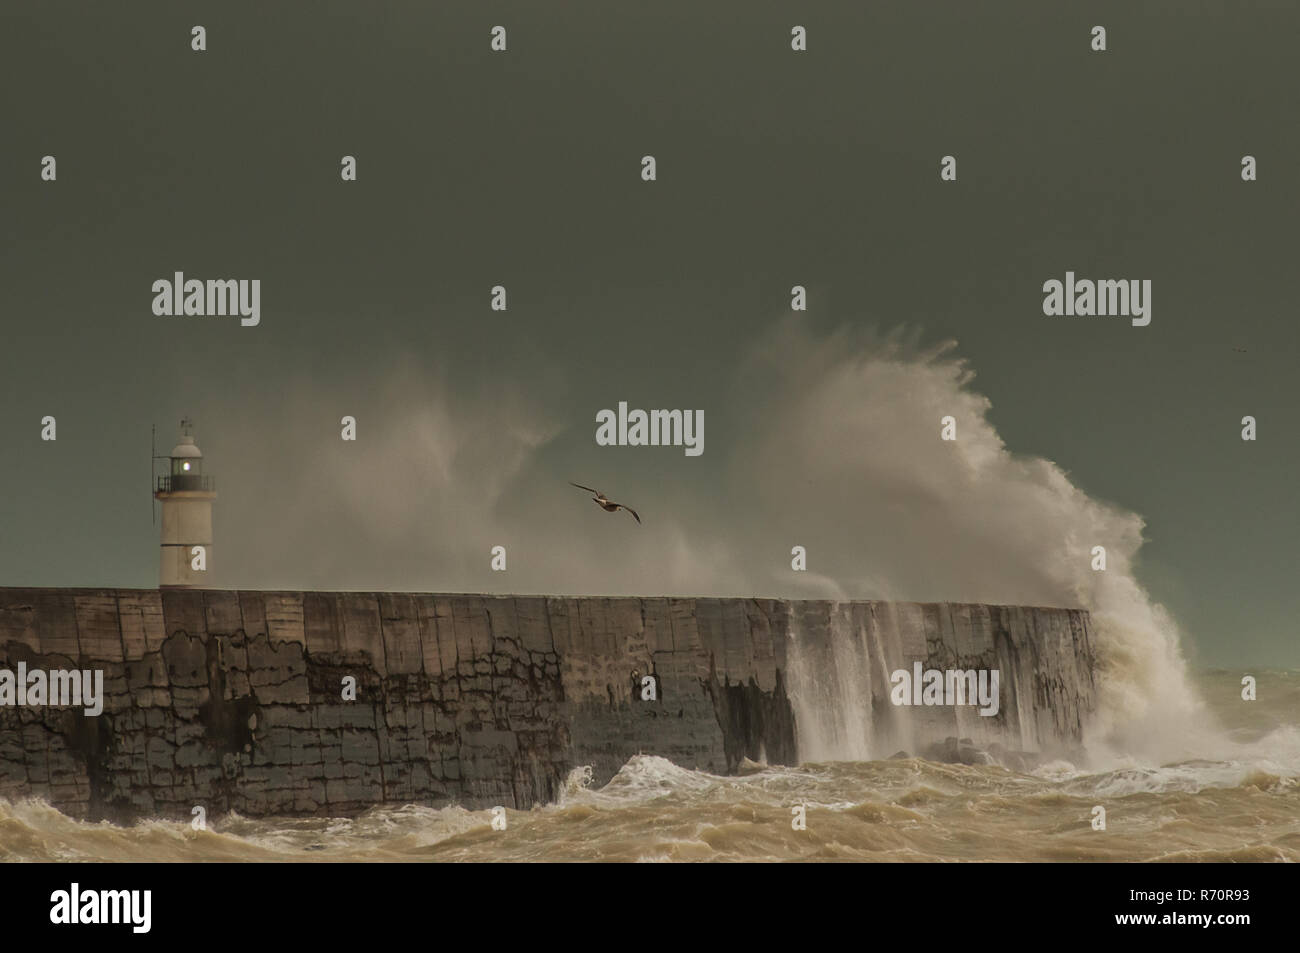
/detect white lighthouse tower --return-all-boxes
[153,417,216,587]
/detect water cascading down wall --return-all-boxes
[0,588,1096,821]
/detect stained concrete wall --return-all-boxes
[0,589,1095,821]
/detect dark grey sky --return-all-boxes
[2,2,1296,668]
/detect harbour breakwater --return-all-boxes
[0,589,1096,822]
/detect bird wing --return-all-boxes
[569,482,601,495]
[622,506,641,524]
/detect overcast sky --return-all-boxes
[2,2,1296,668]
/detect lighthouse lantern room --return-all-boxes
[153,417,216,587]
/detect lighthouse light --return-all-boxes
[182,462,191,471]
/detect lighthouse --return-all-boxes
[154,418,216,587]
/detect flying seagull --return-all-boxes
[570,482,641,524]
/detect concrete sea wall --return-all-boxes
[0,588,1096,821]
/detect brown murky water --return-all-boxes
[2,671,1296,862]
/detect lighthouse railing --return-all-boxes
[156,474,215,493]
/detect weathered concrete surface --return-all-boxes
[0,589,1095,821]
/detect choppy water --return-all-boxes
[2,671,1296,862]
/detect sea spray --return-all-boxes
[212,319,1212,766]
[732,319,1212,767]
[785,602,919,762]
[785,604,875,762]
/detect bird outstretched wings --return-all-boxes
[570,481,641,524]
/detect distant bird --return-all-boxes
[570,482,641,524]
[1232,347,1247,353]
